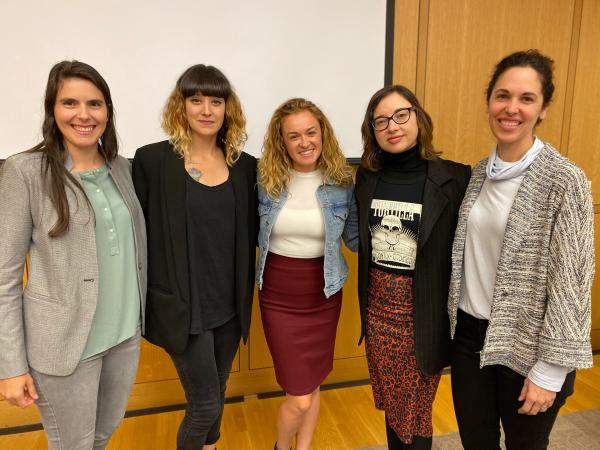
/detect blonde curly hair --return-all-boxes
[162,64,247,166]
[258,98,352,198]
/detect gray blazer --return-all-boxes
[0,152,147,378]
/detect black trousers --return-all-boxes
[450,309,575,450]
[168,317,241,449]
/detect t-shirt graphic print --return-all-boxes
[369,198,422,272]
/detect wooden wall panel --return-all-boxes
[393,0,420,90]
[423,0,575,164]
[592,212,600,349]
[248,285,272,369]
[135,340,240,385]
[333,248,364,359]
[566,0,600,204]
[134,340,177,384]
[418,0,598,350]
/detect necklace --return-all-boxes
[185,155,205,182]
[187,167,203,181]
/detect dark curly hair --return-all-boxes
[486,49,555,108]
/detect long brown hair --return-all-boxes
[360,85,440,172]
[28,60,118,237]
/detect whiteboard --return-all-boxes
[0,0,388,159]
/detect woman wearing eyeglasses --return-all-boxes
[355,85,470,449]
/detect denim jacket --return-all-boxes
[257,181,359,298]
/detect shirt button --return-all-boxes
[96,189,101,193]
[104,207,108,212]
[109,228,114,233]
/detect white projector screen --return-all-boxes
[0,1,389,160]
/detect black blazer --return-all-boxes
[132,140,258,354]
[355,157,470,375]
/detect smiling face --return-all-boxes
[185,93,226,139]
[281,110,323,172]
[488,66,548,157]
[53,77,108,155]
[372,92,418,154]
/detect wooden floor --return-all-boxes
[2,355,599,450]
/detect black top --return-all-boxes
[355,153,471,374]
[369,146,426,275]
[132,140,258,354]
[186,175,236,332]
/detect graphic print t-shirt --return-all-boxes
[369,173,425,275]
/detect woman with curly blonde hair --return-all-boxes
[132,64,257,450]
[256,98,358,450]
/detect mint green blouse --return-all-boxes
[77,165,140,359]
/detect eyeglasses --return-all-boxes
[371,107,415,131]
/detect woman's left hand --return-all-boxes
[517,377,556,415]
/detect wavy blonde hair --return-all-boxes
[162,64,247,166]
[258,98,352,198]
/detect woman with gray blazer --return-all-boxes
[0,61,147,450]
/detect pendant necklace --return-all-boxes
[187,166,203,181]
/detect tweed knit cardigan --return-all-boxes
[448,143,594,377]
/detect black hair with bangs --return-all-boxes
[177,64,232,100]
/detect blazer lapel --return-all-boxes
[418,159,451,251]
[163,147,190,301]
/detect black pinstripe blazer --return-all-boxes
[355,157,470,375]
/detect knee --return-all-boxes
[286,394,313,415]
[186,394,222,422]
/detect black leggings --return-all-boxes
[385,416,432,450]
[168,317,241,449]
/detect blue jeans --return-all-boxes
[168,317,241,449]
[31,330,141,450]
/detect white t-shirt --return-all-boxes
[269,170,325,258]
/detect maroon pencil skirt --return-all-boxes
[259,252,342,395]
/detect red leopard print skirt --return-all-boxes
[365,268,441,444]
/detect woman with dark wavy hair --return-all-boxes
[133,64,257,450]
[0,60,147,450]
[448,49,594,450]
[355,85,470,449]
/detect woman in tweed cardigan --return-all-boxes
[448,50,594,450]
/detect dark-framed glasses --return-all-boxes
[372,107,415,131]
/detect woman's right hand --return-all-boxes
[0,373,38,408]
